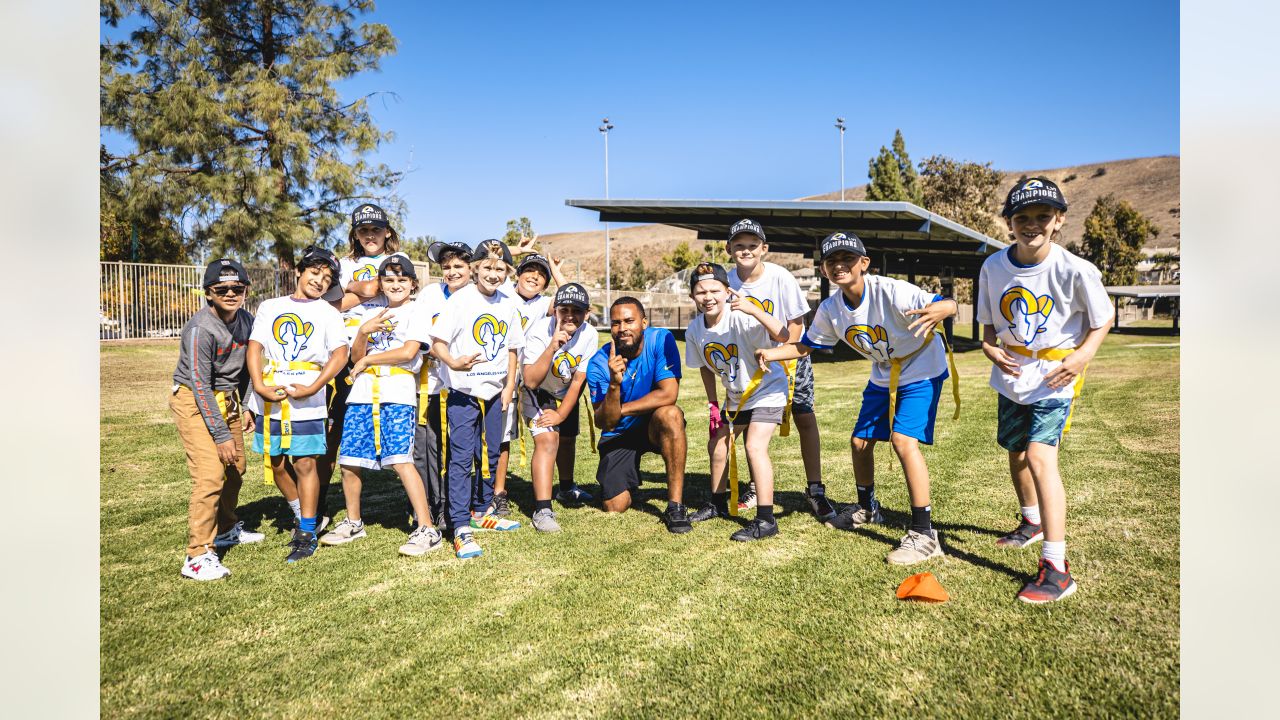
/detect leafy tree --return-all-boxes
[100,0,403,267]
[401,235,438,263]
[661,240,702,273]
[866,129,923,205]
[703,241,730,266]
[101,159,186,262]
[1078,194,1159,285]
[627,255,656,290]
[917,155,1004,239]
[502,217,535,246]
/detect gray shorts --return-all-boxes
[719,404,785,426]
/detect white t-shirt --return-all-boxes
[338,252,411,341]
[412,281,456,395]
[685,309,789,411]
[246,295,347,421]
[803,275,949,388]
[728,261,810,326]
[345,301,426,406]
[522,316,599,399]
[977,244,1114,404]
[429,284,527,399]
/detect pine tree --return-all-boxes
[661,241,702,273]
[893,130,924,206]
[502,217,535,246]
[1078,194,1159,285]
[628,255,655,290]
[100,0,402,266]
[866,129,923,204]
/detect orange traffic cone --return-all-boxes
[896,572,950,603]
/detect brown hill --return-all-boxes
[540,156,1179,284]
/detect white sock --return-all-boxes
[1021,505,1041,525]
[288,498,301,520]
[1041,540,1067,572]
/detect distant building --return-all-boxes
[1136,246,1180,285]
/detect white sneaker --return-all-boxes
[213,521,265,548]
[181,551,231,581]
[399,525,443,557]
[319,518,367,546]
[532,508,562,533]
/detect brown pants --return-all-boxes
[170,386,247,558]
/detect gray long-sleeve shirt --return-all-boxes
[172,306,254,444]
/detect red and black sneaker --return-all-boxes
[995,515,1044,549]
[1017,558,1077,604]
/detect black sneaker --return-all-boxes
[285,530,318,563]
[995,515,1044,549]
[1017,558,1077,604]
[805,484,838,522]
[730,517,779,542]
[489,492,511,517]
[663,504,693,534]
[826,502,884,531]
[690,502,724,523]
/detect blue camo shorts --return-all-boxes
[791,354,815,415]
[997,394,1073,451]
[338,402,416,470]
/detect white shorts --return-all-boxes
[502,399,519,443]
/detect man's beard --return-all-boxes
[614,334,640,358]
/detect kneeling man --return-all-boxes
[586,297,691,533]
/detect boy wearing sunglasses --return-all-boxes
[172,259,264,580]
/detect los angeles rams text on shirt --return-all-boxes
[428,284,527,399]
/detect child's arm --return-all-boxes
[247,340,286,400]
[502,349,518,410]
[729,290,788,343]
[981,324,1021,377]
[346,278,380,300]
[430,338,481,372]
[523,325,566,389]
[699,366,721,404]
[755,341,813,368]
[905,298,958,338]
[181,323,236,459]
[1044,323,1111,389]
[287,345,349,400]
[535,373,587,428]
[548,257,568,288]
[351,341,421,378]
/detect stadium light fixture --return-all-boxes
[599,118,614,307]
[835,117,846,202]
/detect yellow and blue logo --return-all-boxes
[353,264,377,281]
[517,309,531,330]
[472,314,509,362]
[744,296,775,316]
[272,313,314,361]
[843,324,893,363]
[703,342,740,384]
[552,351,582,381]
[999,286,1054,346]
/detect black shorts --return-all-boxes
[595,415,663,500]
[521,388,581,438]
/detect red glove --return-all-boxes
[708,400,722,439]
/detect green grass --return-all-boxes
[101,333,1179,718]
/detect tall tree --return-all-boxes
[100,0,403,267]
[865,129,922,204]
[502,217,535,246]
[893,130,924,206]
[400,235,438,262]
[1078,194,1159,285]
[661,241,702,274]
[917,155,1004,239]
[627,255,655,290]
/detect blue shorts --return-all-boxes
[997,395,1073,451]
[338,402,416,470]
[791,354,815,415]
[852,374,946,445]
[254,418,327,457]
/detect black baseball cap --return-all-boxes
[472,239,514,267]
[819,231,867,260]
[426,241,472,264]
[689,263,730,293]
[517,253,552,279]
[202,258,250,288]
[351,203,390,228]
[554,283,591,310]
[378,255,418,281]
[727,218,766,243]
[1002,177,1068,217]
[297,245,344,302]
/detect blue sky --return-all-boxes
[102,0,1179,243]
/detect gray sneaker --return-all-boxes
[532,508,561,533]
[399,525,443,557]
[886,528,945,565]
[319,518,367,546]
[826,503,884,531]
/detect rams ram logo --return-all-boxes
[552,351,582,381]
[369,318,397,351]
[353,264,377,281]
[703,342,740,384]
[999,286,1054,346]
[471,314,508,362]
[843,324,893,363]
[272,313,314,361]
[743,296,775,316]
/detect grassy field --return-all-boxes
[101,331,1179,718]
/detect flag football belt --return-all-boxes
[345,364,415,457]
[883,330,961,431]
[1004,344,1087,433]
[260,360,325,485]
[721,367,769,517]
[434,388,494,481]
[523,387,598,454]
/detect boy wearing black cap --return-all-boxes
[977,177,1113,603]
[172,258,264,580]
[430,239,527,558]
[759,232,958,565]
[321,257,443,556]
[684,263,790,541]
[723,218,838,523]
[245,246,349,562]
[519,283,599,532]
[409,241,475,528]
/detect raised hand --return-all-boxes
[358,307,392,337]
[453,352,482,371]
[607,341,627,385]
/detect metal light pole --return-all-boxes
[599,117,614,307]
[835,117,846,201]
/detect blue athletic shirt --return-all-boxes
[587,326,682,441]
